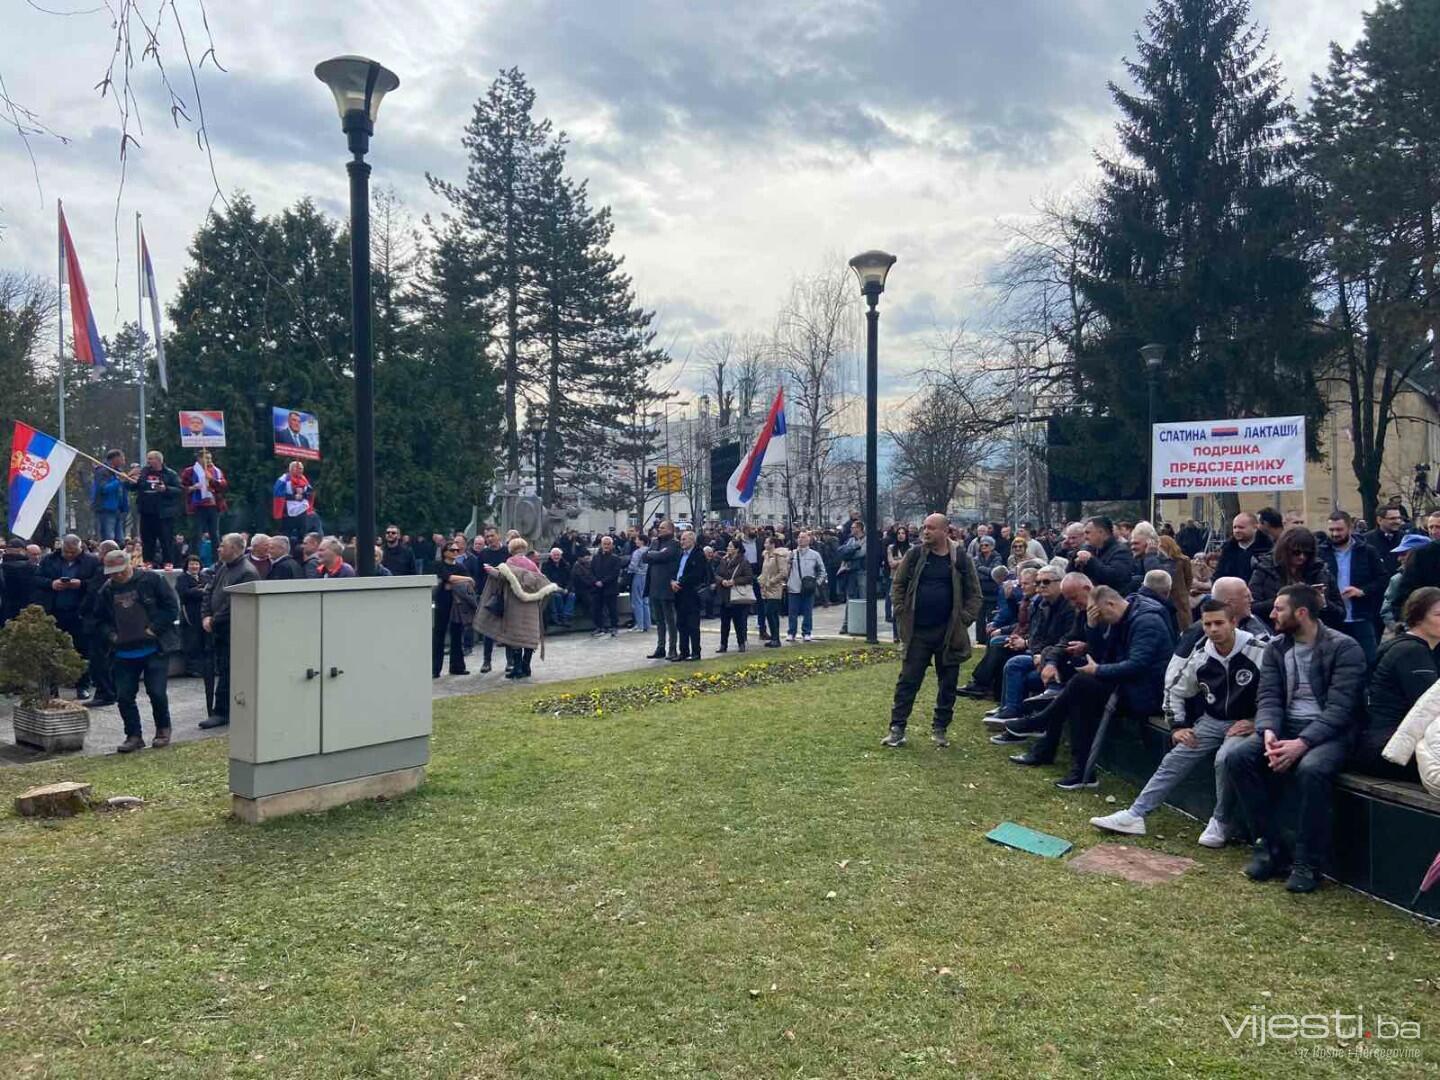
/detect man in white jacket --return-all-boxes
[1091,599,1268,841]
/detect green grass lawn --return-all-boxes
[1,644,1437,1078]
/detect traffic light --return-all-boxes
[646,469,657,488]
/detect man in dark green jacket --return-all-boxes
[885,513,982,748]
[93,549,181,753]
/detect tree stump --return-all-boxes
[14,781,93,818]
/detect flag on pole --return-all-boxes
[139,225,168,391]
[727,387,787,507]
[7,422,79,540]
[58,207,107,369]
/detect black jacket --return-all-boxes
[1068,537,1134,592]
[176,570,208,625]
[127,465,184,519]
[1214,530,1273,585]
[1318,537,1389,623]
[36,551,102,616]
[542,557,571,590]
[267,555,305,581]
[1255,625,1367,748]
[381,543,417,576]
[1092,593,1178,716]
[1364,633,1440,743]
[590,551,624,597]
[643,536,681,601]
[1365,526,1412,578]
[1025,595,1074,658]
[94,568,182,654]
[1247,554,1344,627]
[673,545,711,597]
[1,552,37,626]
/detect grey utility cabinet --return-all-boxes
[225,576,432,822]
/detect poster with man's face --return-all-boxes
[178,410,226,448]
[272,407,321,461]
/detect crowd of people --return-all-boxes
[9,442,1440,867]
[885,507,1440,895]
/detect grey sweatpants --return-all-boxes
[1130,715,1244,824]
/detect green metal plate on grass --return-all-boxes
[986,821,1073,859]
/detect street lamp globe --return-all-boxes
[1140,343,1165,370]
[315,55,399,139]
[848,250,898,296]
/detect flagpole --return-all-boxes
[56,198,67,531]
[136,212,147,462]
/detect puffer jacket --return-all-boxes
[1383,678,1440,797]
[758,547,791,600]
[1091,593,1178,717]
[1254,625,1367,749]
[1068,537,1134,592]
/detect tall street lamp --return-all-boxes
[1140,343,1165,524]
[849,249,897,646]
[315,55,399,576]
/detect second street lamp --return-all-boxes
[315,55,399,576]
[848,249,897,646]
[1140,343,1165,524]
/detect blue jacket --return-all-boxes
[1092,593,1178,716]
[92,466,130,514]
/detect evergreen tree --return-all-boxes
[429,68,552,478]
[528,141,661,501]
[1072,0,1328,500]
[1301,0,1440,519]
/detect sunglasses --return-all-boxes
[445,547,460,554]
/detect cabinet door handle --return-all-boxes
[305,667,320,680]
[329,666,344,678]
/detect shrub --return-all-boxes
[0,604,88,709]
[532,645,898,717]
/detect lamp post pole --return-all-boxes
[849,250,896,647]
[1141,344,1165,524]
[863,289,880,644]
[348,148,374,574]
[316,56,399,576]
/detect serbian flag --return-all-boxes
[139,225,168,391]
[272,472,315,521]
[727,387,786,507]
[59,205,107,369]
[7,422,78,540]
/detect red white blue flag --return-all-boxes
[59,205,107,369]
[140,224,168,391]
[7,422,78,540]
[726,387,786,507]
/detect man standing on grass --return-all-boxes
[884,512,982,749]
[94,549,180,754]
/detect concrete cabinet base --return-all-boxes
[232,765,426,824]
[225,576,432,822]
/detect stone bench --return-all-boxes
[1097,714,1440,917]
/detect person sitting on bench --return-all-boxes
[1220,583,1366,894]
[1090,599,1268,842]
[1007,582,1177,790]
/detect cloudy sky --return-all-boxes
[2,0,1368,427]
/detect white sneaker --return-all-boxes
[1197,816,1227,848]
[1089,809,1146,836]
[803,634,815,643]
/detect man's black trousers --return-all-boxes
[890,622,960,733]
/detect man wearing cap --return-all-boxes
[92,548,180,753]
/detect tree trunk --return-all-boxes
[14,781,92,818]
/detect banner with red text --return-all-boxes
[1152,417,1305,495]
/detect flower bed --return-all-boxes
[532,645,899,718]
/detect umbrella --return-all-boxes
[1411,850,1440,908]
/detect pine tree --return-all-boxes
[1072,0,1328,502]
[528,141,661,501]
[430,68,552,478]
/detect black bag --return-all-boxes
[801,575,817,598]
[484,586,506,618]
